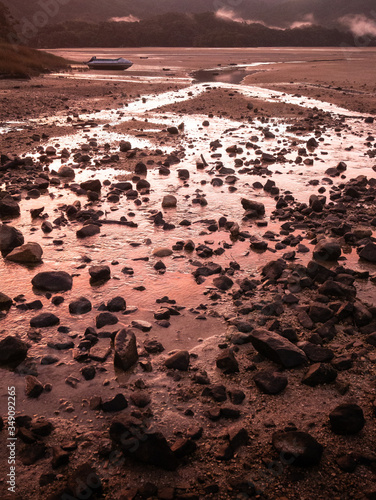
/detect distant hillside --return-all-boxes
[2,0,376,31]
[26,12,366,49]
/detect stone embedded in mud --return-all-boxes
[134,161,147,175]
[30,312,60,328]
[144,339,165,354]
[358,242,376,262]
[298,341,334,363]
[313,239,341,262]
[202,384,227,402]
[51,446,70,469]
[216,349,239,374]
[162,195,177,208]
[6,242,43,263]
[0,335,28,365]
[213,275,233,291]
[262,259,286,280]
[80,179,101,192]
[178,168,190,180]
[131,319,152,332]
[165,350,190,371]
[249,329,308,368]
[114,328,138,371]
[307,137,319,149]
[241,198,265,215]
[110,416,176,470]
[120,140,132,152]
[57,165,75,177]
[272,431,323,467]
[302,363,337,386]
[0,195,20,217]
[89,265,111,282]
[309,194,326,212]
[107,296,126,312]
[41,220,53,233]
[152,247,173,257]
[0,224,24,255]
[25,375,44,398]
[101,393,128,412]
[308,303,333,323]
[69,297,92,315]
[0,292,12,311]
[254,370,288,394]
[329,404,365,435]
[130,391,151,408]
[76,224,100,238]
[167,126,179,134]
[96,312,118,329]
[32,271,72,292]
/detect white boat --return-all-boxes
[86,56,133,71]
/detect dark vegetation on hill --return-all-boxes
[27,12,369,49]
[0,1,69,78]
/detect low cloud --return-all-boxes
[339,14,376,37]
[109,15,139,23]
[215,8,281,29]
[290,13,315,29]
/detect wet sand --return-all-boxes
[0,48,375,500]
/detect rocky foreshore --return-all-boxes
[0,68,375,500]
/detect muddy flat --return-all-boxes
[0,48,375,500]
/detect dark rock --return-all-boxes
[228,388,245,404]
[69,297,92,315]
[262,259,286,280]
[89,265,111,282]
[241,198,265,215]
[32,271,72,292]
[302,363,337,386]
[329,404,365,435]
[0,224,24,255]
[308,304,333,323]
[96,312,118,329]
[299,342,334,363]
[6,242,43,263]
[0,292,12,311]
[30,312,59,328]
[216,349,239,374]
[249,329,307,368]
[51,446,70,469]
[81,366,96,380]
[358,242,376,262]
[0,195,20,217]
[272,431,323,466]
[101,393,128,412]
[254,370,288,394]
[130,391,151,408]
[25,375,43,398]
[80,179,101,192]
[213,275,233,291]
[313,239,341,262]
[107,296,126,312]
[144,339,164,353]
[114,328,138,371]
[165,350,190,371]
[202,384,227,402]
[76,224,100,238]
[110,416,176,470]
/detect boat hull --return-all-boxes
[87,63,133,71]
